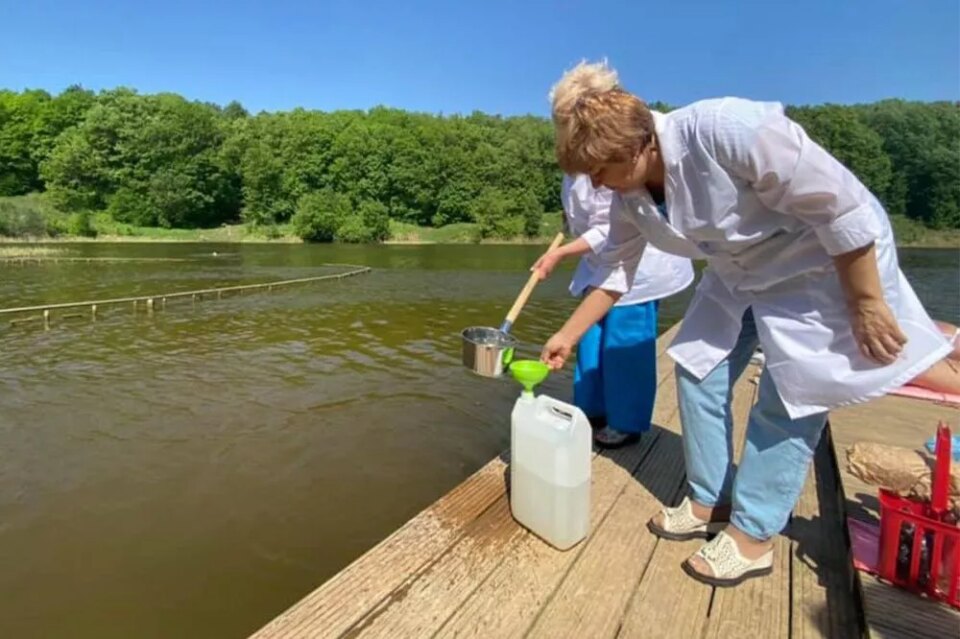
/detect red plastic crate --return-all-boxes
[877,422,960,608]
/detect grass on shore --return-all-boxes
[1,193,956,248]
[386,214,564,244]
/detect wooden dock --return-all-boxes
[251,325,958,638]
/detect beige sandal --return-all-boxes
[646,497,727,541]
[682,531,774,587]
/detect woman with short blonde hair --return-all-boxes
[540,60,951,587]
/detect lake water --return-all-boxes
[0,243,955,638]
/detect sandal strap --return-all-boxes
[694,532,773,578]
[661,497,712,534]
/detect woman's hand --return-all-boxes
[531,248,565,281]
[833,242,908,365]
[851,298,908,365]
[541,288,618,370]
[541,331,575,370]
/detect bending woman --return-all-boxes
[540,61,951,587]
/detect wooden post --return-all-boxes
[43,309,50,330]
[217,290,222,299]
[146,298,154,316]
[91,304,97,321]
[161,297,167,309]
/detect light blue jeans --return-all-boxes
[676,309,828,540]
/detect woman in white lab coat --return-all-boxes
[539,61,951,587]
[533,174,693,448]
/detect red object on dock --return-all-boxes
[878,422,960,608]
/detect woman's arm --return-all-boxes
[833,243,907,364]
[532,236,593,280]
[533,178,614,280]
[541,288,620,369]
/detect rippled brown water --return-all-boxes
[0,243,954,638]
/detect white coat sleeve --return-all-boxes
[587,193,646,294]
[580,186,612,254]
[709,103,883,256]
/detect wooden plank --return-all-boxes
[830,395,958,454]
[524,427,687,639]
[618,537,713,639]
[789,437,862,639]
[341,497,525,638]
[815,428,864,638]
[704,535,792,639]
[249,457,508,639]
[431,428,665,639]
[792,464,832,638]
[859,576,960,639]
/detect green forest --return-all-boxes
[0,86,957,242]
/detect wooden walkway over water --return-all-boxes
[252,324,958,638]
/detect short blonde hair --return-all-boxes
[549,60,655,174]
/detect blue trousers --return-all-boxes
[574,300,658,434]
[676,309,828,539]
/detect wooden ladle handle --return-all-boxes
[501,231,565,332]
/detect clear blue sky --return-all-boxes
[2,0,958,116]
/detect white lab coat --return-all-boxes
[562,174,693,306]
[593,97,950,418]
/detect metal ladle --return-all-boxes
[461,232,565,378]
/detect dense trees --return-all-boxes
[0,86,95,195]
[857,101,960,229]
[40,90,240,228]
[225,107,558,240]
[0,86,957,241]
[788,100,960,230]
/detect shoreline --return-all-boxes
[1,234,956,248]
[0,234,565,246]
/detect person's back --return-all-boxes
[561,174,693,306]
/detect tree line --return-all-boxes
[0,86,957,241]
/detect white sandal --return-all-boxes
[646,497,727,541]
[682,531,774,587]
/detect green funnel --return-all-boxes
[509,359,550,395]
